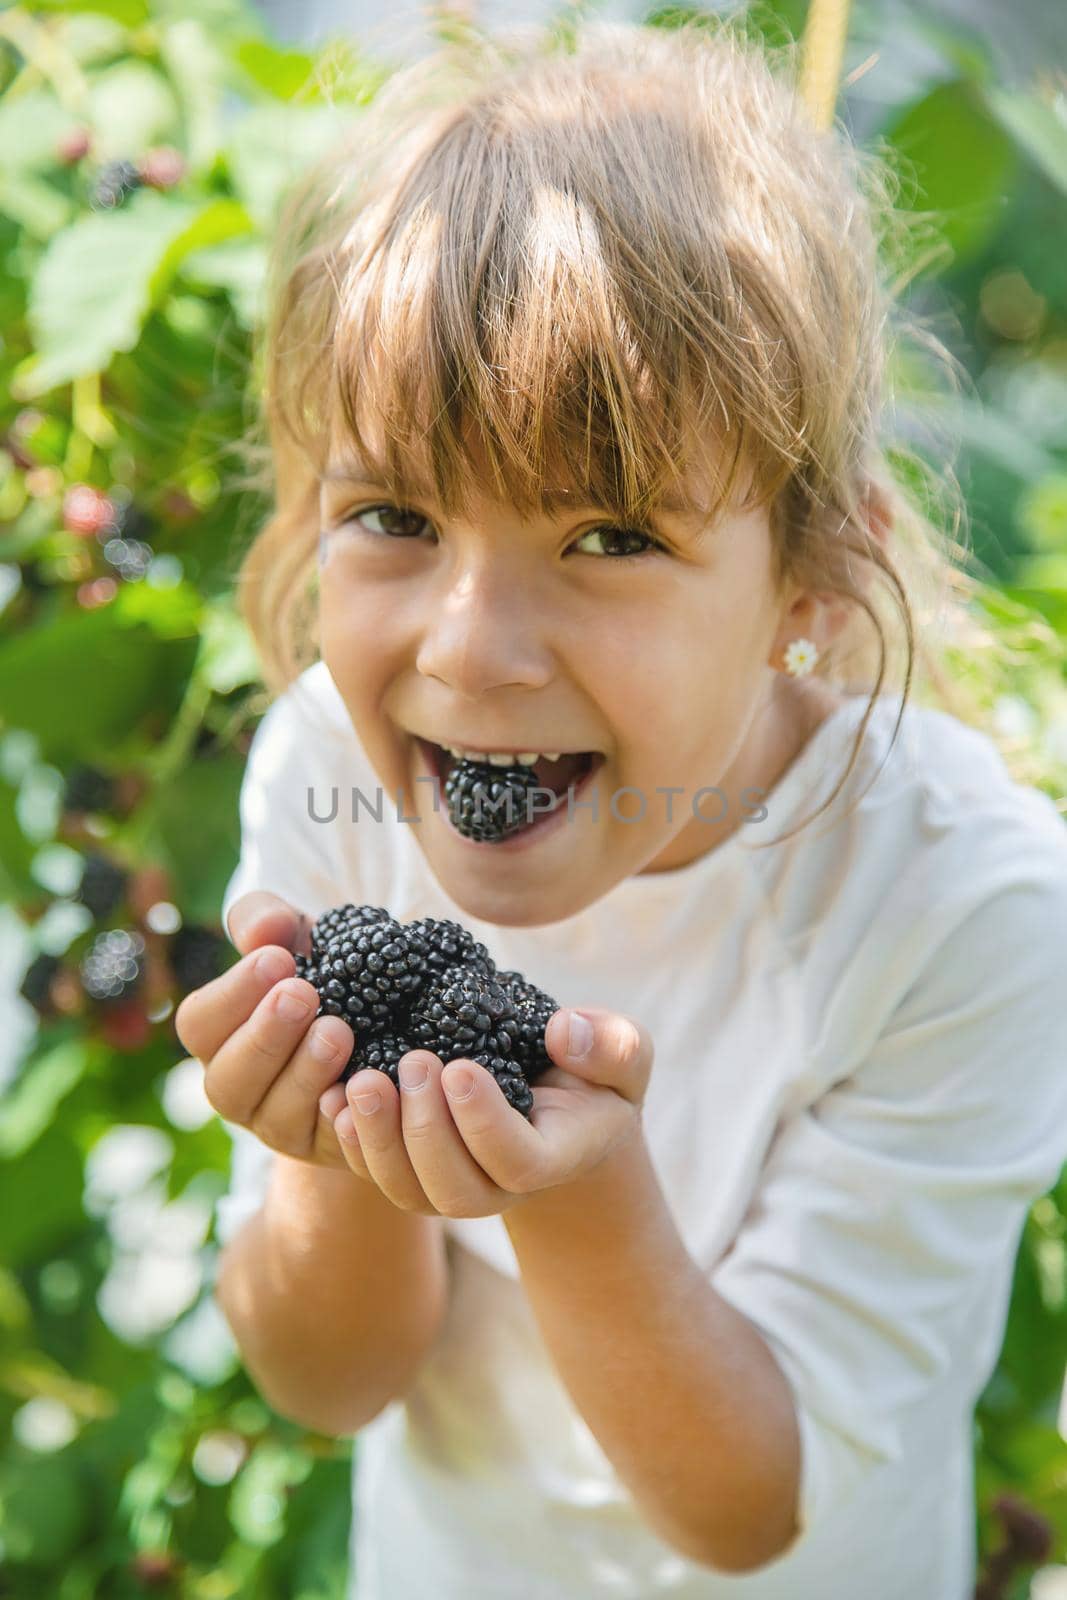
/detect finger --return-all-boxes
[306,1093,360,1170]
[328,1095,375,1183]
[203,973,327,1126]
[439,1058,552,1193]
[543,1007,653,1105]
[338,1066,437,1212]
[175,943,296,1065]
[247,1013,355,1157]
[394,1052,504,1217]
[225,890,314,958]
[318,1083,349,1123]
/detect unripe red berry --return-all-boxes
[63,484,115,537]
[56,126,92,165]
[139,147,186,190]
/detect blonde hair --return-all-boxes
[234,16,1067,839]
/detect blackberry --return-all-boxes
[77,852,128,920]
[444,758,546,842]
[310,902,392,953]
[171,924,230,993]
[91,159,142,209]
[62,763,116,815]
[80,928,146,1004]
[408,965,511,1061]
[498,971,558,1082]
[343,1033,419,1088]
[406,916,495,980]
[469,1051,536,1117]
[306,911,420,1034]
[19,952,61,1014]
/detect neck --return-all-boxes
[638,678,845,875]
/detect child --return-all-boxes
[176,18,1067,1597]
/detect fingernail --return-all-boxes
[353,1089,381,1115]
[398,1055,428,1091]
[256,949,289,984]
[444,1067,475,1101]
[566,1010,594,1059]
[275,986,312,1020]
[308,1027,339,1062]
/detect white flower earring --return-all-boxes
[783,637,819,677]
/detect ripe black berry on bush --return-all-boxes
[101,534,154,582]
[91,159,142,209]
[444,758,544,842]
[112,501,155,541]
[77,852,128,920]
[80,928,146,1004]
[62,763,116,815]
[19,952,61,1015]
[170,924,230,993]
[295,904,561,1119]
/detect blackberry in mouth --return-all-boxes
[420,741,599,842]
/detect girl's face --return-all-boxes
[317,442,838,928]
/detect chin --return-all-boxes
[426,851,601,929]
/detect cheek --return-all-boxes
[595,590,767,767]
[318,576,396,686]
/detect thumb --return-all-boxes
[225,891,313,958]
[543,1006,653,1106]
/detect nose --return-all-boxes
[414,559,553,698]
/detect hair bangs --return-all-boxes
[307,116,766,529]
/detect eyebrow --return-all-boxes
[321,461,715,527]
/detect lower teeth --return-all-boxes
[443,756,553,842]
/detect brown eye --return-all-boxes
[572,525,661,560]
[346,505,431,540]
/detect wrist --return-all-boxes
[505,1112,651,1235]
[265,1151,418,1231]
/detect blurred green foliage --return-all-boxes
[0,2,1066,1596]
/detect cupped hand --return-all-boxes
[174,890,355,1170]
[321,1006,653,1217]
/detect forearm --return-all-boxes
[504,1127,801,1573]
[216,1155,448,1436]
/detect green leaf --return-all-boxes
[225,100,349,229]
[0,172,72,241]
[87,60,180,159]
[0,1038,90,1161]
[110,579,203,638]
[19,192,253,395]
[985,88,1067,196]
[158,19,227,170]
[0,1118,88,1268]
[30,0,148,20]
[885,80,1017,264]
[0,776,38,901]
[0,607,197,763]
[0,1455,94,1568]
[180,236,267,326]
[198,602,261,693]
[145,753,244,924]
[0,87,82,171]
[234,37,319,101]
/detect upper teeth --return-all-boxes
[445,745,563,766]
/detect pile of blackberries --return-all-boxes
[294,905,560,1119]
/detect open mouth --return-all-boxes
[416,740,601,806]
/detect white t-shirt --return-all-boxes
[215,660,1067,1599]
